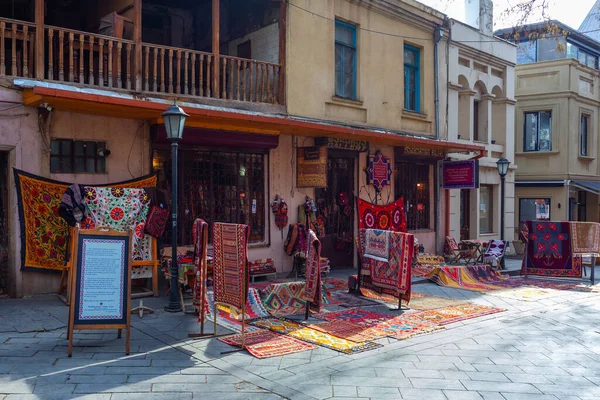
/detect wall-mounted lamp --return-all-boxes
[97,148,111,157]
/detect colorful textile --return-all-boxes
[205,289,268,333]
[374,314,444,340]
[417,254,445,265]
[262,281,309,316]
[359,287,403,309]
[248,258,276,275]
[488,287,565,302]
[83,187,151,261]
[330,291,379,308]
[307,320,388,342]
[571,222,600,255]
[302,230,322,312]
[219,329,317,358]
[13,169,156,271]
[323,278,348,291]
[412,264,437,278]
[482,240,507,267]
[364,229,390,262]
[316,308,391,327]
[58,184,87,226]
[416,304,506,326]
[248,317,382,355]
[144,205,169,238]
[522,221,582,278]
[193,219,209,309]
[426,265,509,292]
[213,222,250,309]
[408,293,470,310]
[357,198,406,232]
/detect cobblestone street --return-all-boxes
[3,265,600,400]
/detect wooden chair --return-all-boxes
[445,236,475,264]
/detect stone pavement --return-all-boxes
[2,264,600,400]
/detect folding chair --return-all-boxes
[445,236,475,264]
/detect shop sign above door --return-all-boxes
[297,146,328,187]
[315,137,368,152]
[367,150,392,192]
[442,160,480,189]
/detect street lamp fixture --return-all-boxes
[496,157,511,270]
[163,100,188,313]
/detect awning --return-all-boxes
[571,180,600,195]
[515,180,566,188]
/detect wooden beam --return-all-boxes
[23,90,43,106]
[35,0,44,79]
[134,0,142,91]
[278,0,286,105]
[212,0,220,98]
[152,117,280,135]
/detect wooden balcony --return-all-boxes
[0,17,285,106]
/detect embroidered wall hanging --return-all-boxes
[366,150,392,192]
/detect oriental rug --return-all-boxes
[247,317,382,354]
[262,281,333,316]
[322,278,349,291]
[364,229,390,262]
[205,289,267,333]
[413,254,446,278]
[192,219,209,309]
[522,221,582,278]
[330,291,379,308]
[315,308,392,327]
[302,230,322,312]
[83,187,152,261]
[570,222,600,255]
[426,265,509,292]
[13,169,156,271]
[306,320,389,342]
[213,222,250,309]
[357,198,406,232]
[408,293,470,311]
[359,288,402,309]
[374,314,444,340]
[415,304,506,326]
[218,329,318,358]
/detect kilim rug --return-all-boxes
[570,221,600,255]
[302,230,322,312]
[306,320,389,342]
[357,198,407,232]
[213,222,250,310]
[522,221,582,278]
[322,278,349,291]
[414,304,506,326]
[262,281,334,316]
[373,314,444,340]
[247,316,383,355]
[315,308,392,327]
[330,291,380,308]
[192,219,209,309]
[426,265,509,292]
[412,264,438,278]
[218,329,318,358]
[205,289,268,333]
[359,287,403,309]
[408,293,470,311]
[13,169,156,271]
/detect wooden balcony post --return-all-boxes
[278,0,286,105]
[35,0,44,79]
[134,0,142,91]
[212,0,219,98]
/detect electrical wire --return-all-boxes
[128,121,146,179]
[286,0,600,44]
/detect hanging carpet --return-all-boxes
[357,198,406,232]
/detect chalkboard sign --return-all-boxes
[67,227,132,357]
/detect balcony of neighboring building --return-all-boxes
[0,0,286,111]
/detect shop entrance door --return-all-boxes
[460,189,470,241]
[315,153,355,269]
[0,152,8,296]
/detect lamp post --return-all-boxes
[163,100,188,313]
[496,157,510,270]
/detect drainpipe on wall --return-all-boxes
[434,24,442,254]
[566,180,571,221]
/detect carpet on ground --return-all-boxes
[218,329,318,358]
[413,254,446,278]
[261,281,336,316]
[408,293,470,310]
[247,316,382,355]
[315,308,392,327]
[522,221,582,278]
[488,287,566,301]
[415,303,506,326]
[426,264,509,292]
[330,291,380,308]
[306,320,389,342]
[322,278,348,291]
[373,314,444,340]
[205,288,268,333]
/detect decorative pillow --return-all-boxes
[144,205,169,238]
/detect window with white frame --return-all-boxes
[479,185,493,234]
[581,114,590,156]
[524,111,552,152]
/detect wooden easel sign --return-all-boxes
[67,227,133,357]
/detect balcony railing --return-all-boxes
[0,18,283,105]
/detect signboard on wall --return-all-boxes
[315,137,369,152]
[297,146,328,188]
[442,160,480,189]
[366,150,392,192]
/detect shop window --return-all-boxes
[581,114,589,156]
[519,198,551,224]
[396,162,430,230]
[154,148,267,245]
[335,20,357,100]
[479,185,493,234]
[50,139,106,174]
[404,44,420,112]
[524,111,552,152]
[473,100,480,141]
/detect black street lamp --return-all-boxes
[496,157,510,270]
[163,100,188,313]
